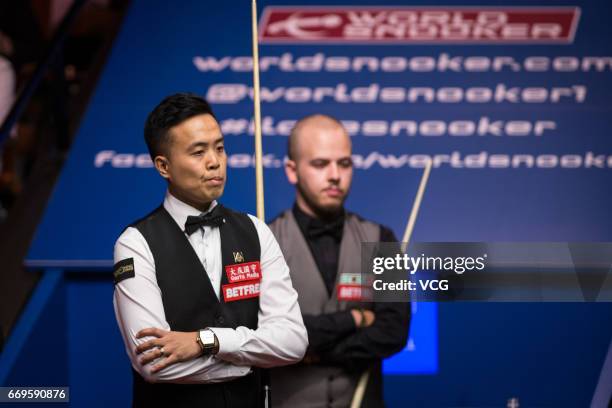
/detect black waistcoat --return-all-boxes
[130,204,261,408]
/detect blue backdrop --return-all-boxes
[2,0,611,406]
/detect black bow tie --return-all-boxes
[307,217,344,241]
[184,206,225,235]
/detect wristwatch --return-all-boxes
[197,328,219,355]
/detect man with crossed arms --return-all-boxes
[269,114,411,407]
[113,93,307,407]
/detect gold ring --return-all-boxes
[160,347,166,357]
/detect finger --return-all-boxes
[139,347,164,365]
[151,354,178,373]
[135,338,161,354]
[136,327,167,339]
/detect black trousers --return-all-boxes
[132,369,262,408]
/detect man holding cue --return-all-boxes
[113,93,307,407]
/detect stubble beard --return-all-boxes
[296,181,346,220]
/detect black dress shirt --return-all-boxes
[292,204,410,371]
[292,204,345,296]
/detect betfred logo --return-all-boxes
[223,281,261,302]
[337,284,372,302]
[259,7,580,44]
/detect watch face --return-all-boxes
[200,330,215,346]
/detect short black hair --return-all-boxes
[144,93,216,159]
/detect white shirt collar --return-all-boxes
[163,190,218,234]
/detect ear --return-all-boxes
[154,155,170,180]
[285,158,298,185]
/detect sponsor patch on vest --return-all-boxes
[337,284,372,302]
[225,261,261,283]
[222,281,261,302]
[339,273,362,285]
[113,258,135,284]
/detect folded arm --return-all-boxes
[209,216,308,368]
[113,227,251,384]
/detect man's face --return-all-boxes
[286,121,353,216]
[154,113,226,210]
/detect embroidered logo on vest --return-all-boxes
[223,260,261,302]
[223,281,261,302]
[233,251,245,263]
[337,273,372,301]
[339,273,362,285]
[225,261,261,283]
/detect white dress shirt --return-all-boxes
[113,191,308,384]
[0,56,15,137]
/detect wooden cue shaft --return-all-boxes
[350,370,370,408]
[350,160,433,408]
[251,0,265,221]
[401,159,432,253]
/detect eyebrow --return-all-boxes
[310,156,352,162]
[187,136,224,150]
